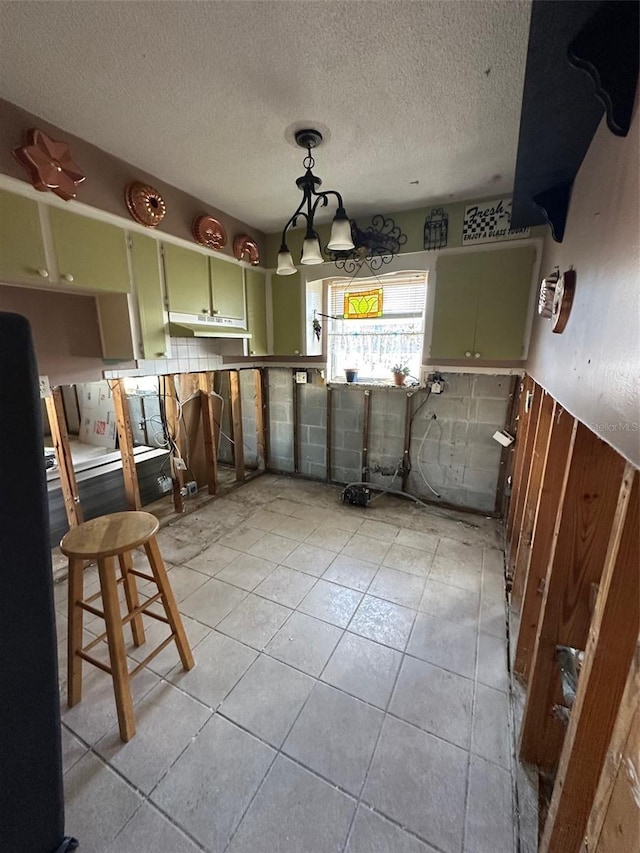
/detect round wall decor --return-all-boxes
[192,215,227,250]
[551,269,576,333]
[538,268,559,318]
[125,182,166,227]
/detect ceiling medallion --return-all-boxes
[233,234,260,266]
[13,128,85,201]
[276,128,354,275]
[329,215,408,274]
[192,215,227,250]
[125,182,166,227]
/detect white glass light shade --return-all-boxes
[327,215,354,251]
[300,234,324,265]
[276,249,296,275]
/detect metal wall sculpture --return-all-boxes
[233,234,260,265]
[423,207,448,250]
[192,215,227,250]
[329,215,407,273]
[13,128,85,201]
[125,182,166,227]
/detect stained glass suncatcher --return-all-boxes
[343,288,383,319]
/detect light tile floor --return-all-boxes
[55,475,516,853]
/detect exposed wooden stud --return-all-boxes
[254,369,266,472]
[110,379,141,511]
[511,391,554,608]
[362,389,371,479]
[260,368,270,471]
[45,387,83,528]
[540,468,639,853]
[584,636,639,853]
[229,370,245,482]
[326,385,333,481]
[508,379,542,576]
[198,372,218,495]
[494,374,520,515]
[519,423,627,771]
[292,372,300,474]
[401,391,413,492]
[506,374,535,546]
[160,375,184,514]
[515,408,577,680]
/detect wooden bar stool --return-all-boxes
[60,511,194,742]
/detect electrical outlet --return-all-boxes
[157,475,172,494]
[173,457,187,471]
[186,480,198,496]
[295,371,308,384]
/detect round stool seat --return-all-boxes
[60,511,160,560]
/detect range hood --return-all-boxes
[168,311,251,339]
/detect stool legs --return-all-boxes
[67,557,85,707]
[98,555,136,742]
[118,551,145,647]
[144,535,194,672]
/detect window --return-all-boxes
[327,273,427,382]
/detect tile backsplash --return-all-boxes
[103,336,243,378]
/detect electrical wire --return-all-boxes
[415,414,441,497]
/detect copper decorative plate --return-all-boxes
[233,234,260,266]
[13,128,85,201]
[192,215,227,250]
[125,182,166,227]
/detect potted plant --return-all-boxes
[391,363,410,386]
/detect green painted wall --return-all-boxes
[266,195,547,269]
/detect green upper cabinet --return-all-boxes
[49,207,130,292]
[431,246,536,361]
[209,256,245,320]
[162,242,210,315]
[129,232,168,358]
[272,273,302,355]
[245,268,268,355]
[0,189,48,284]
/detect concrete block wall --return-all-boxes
[239,369,258,468]
[261,370,513,514]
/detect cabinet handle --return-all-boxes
[211,309,219,315]
[62,273,74,283]
[474,352,481,358]
[465,351,472,358]
[37,268,49,279]
[202,308,209,314]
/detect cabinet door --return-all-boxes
[209,255,245,320]
[163,242,210,315]
[0,189,48,284]
[130,232,168,358]
[272,273,302,355]
[431,255,477,359]
[473,246,535,360]
[245,269,268,355]
[49,207,130,292]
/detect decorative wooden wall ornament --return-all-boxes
[538,268,559,318]
[192,215,227,250]
[13,128,85,201]
[233,234,260,266]
[125,182,166,227]
[551,269,576,333]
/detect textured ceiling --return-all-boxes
[0,0,532,233]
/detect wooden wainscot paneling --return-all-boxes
[506,374,535,554]
[198,372,220,495]
[519,422,627,772]
[508,377,543,581]
[584,638,640,853]
[228,370,244,482]
[514,407,578,680]
[45,387,83,528]
[511,389,555,608]
[540,467,639,853]
[110,379,141,510]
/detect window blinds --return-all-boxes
[329,274,427,317]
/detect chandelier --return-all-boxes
[276,129,354,275]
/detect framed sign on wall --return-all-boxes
[462,198,530,246]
